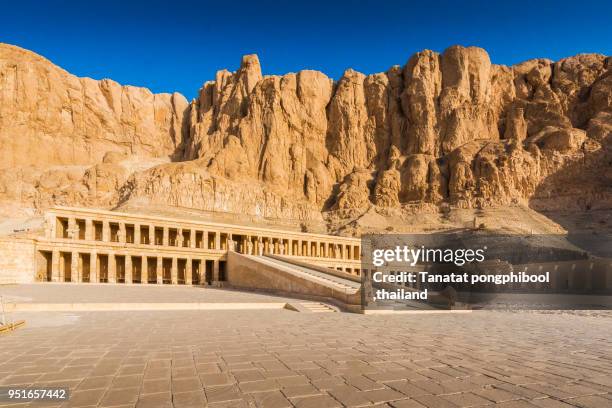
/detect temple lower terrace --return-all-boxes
[0,206,361,284]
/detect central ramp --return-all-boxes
[226,252,362,312]
[258,256,360,292]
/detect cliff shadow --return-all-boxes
[528,138,612,256]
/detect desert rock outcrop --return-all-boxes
[0,43,189,169]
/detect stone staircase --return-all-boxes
[295,301,338,313]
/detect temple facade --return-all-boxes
[28,207,362,285]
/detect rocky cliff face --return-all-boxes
[0,43,610,233]
[172,46,611,214]
[0,44,189,168]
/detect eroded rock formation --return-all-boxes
[0,43,610,231]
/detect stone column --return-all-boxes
[134,224,141,245]
[108,253,116,283]
[200,259,207,284]
[118,223,126,243]
[605,262,612,291]
[213,260,220,282]
[142,256,148,285]
[51,250,60,282]
[67,217,77,239]
[202,232,209,249]
[171,257,178,284]
[177,229,183,247]
[102,221,110,242]
[59,253,66,282]
[156,257,163,284]
[190,230,196,248]
[163,227,169,247]
[90,251,98,283]
[149,225,155,245]
[71,251,79,282]
[125,255,133,284]
[185,258,192,285]
[214,232,221,251]
[85,219,94,241]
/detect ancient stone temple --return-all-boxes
[0,207,362,286]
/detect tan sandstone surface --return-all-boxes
[0,43,610,236]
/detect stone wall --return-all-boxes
[0,238,36,284]
[226,252,362,312]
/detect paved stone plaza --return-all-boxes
[0,289,611,408]
[0,284,295,305]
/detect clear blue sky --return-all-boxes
[2,0,610,99]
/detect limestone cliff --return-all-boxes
[0,43,610,233]
[0,44,189,168]
[179,47,610,214]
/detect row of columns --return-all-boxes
[54,216,361,260]
[227,234,359,260]
[49,250,220,285]
[57,218,217,250]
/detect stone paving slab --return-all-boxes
[0,284,296,304]
[5,303,288,312]
[0,309,610,407]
